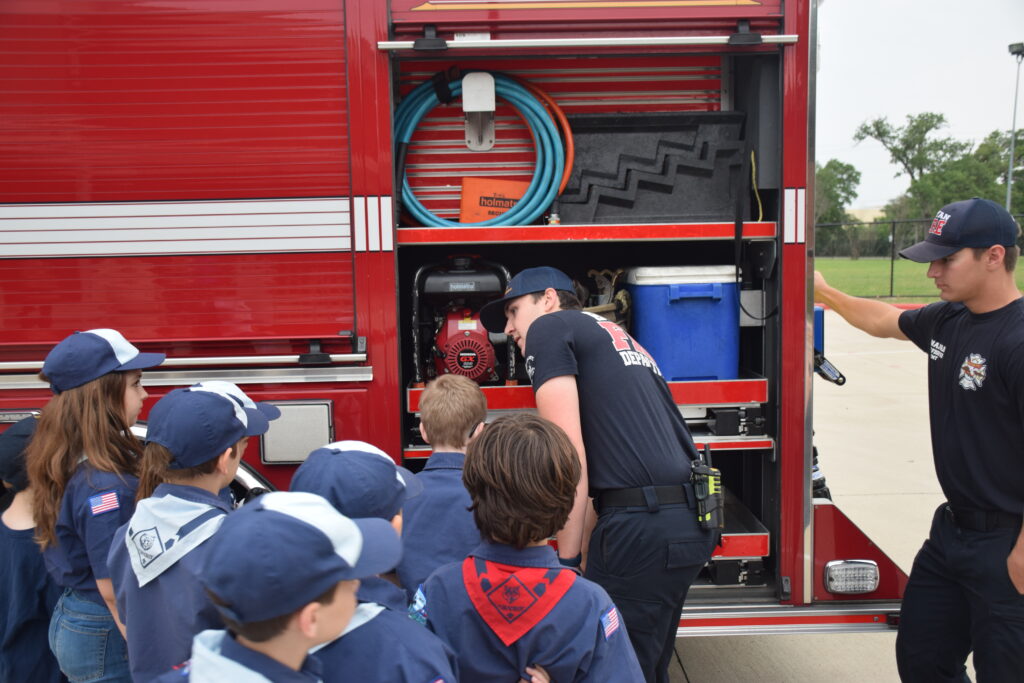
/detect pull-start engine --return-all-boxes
[433,307,495,382]
[411,256,513,385]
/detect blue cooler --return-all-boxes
[625,266,739,381]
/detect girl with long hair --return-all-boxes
[27,329,164,683]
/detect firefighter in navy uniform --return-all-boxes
[815,198,1024,682]
[480,267,716,683]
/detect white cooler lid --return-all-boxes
[626,265,739,286]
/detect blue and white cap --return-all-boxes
[291,440,423,521]
[147,384,277,469]
[190,381,281,435]
[199,491,402,623]
[42,328,165,394]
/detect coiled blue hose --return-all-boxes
[394,72,564,227]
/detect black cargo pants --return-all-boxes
[896,503,1024,682]
[585,491,716,683]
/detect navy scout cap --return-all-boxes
[42,328,165,394]
[479,266,575,333]
[291,440,423,521]
[0,415,38,493]
[190,381,282,424]
[198,491,401,623]
[899,198,1020,263]
[146,384,277,469]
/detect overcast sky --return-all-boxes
[815,0,1024,209]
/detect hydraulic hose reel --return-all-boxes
[395,69,573,227]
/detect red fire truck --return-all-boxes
[1,0,905,637]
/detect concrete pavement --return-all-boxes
[666,310,955,682]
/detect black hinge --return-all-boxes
[413,25,448,51]
[728,20,763,46]
[298,340,331,366]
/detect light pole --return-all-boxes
[1008,42,1024,212]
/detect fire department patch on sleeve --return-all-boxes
[600,605,620,640]
[409,586,428,626]
[89,491,120,516]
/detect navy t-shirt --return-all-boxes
[44,463,138,603]
[525,310,697,493]
[899,298,1024,516]
[1,518,66,683]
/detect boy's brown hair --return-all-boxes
[136,440,243,501]
[463,413,580,549]
[419,374,487,450]
[208,581,340,642]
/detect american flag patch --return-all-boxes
[89,491,120,516]
[600,606,620,640]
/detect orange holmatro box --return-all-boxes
[459,177,531,222]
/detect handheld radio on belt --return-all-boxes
[692,444,724,530]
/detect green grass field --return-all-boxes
[814,257,1024,302]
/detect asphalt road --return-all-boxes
[667,310,951,682]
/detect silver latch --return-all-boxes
[462,72,495,151]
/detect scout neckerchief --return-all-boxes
[126,493,225,586]
[461,554,576,646]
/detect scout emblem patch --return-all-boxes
[462,556,576,646]
[89,491,120,516]
[130,527,164,568]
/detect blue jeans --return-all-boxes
[48,589,130,683]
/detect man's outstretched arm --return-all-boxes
[814,270,908,340]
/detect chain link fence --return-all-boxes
[814,215,1024,298]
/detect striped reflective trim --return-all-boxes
[351,196,395,252]
[783,188,806,244]
[0,198,351,258]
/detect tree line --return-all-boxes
[815,112,1023,225]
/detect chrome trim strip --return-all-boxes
[379,35,799,51]
[0,354,367,372]
[0,198,351,259]
[677,621,895,637]
[677,602,901,636]
[680,603,902,617]
[0,367,373,389]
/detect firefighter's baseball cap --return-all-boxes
[42,329,165,394]
[479,266,575,333]
[899,198,1020,263]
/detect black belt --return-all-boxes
[595,485,690,512]
[945,504,1022,532]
